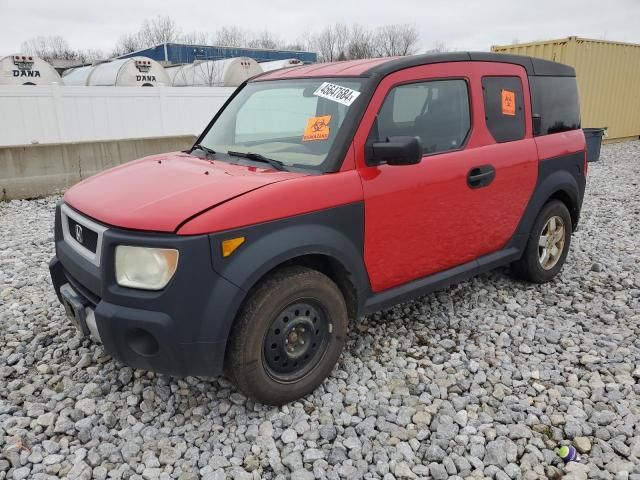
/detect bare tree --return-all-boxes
[282,34,310,52]
[180,31,210,45]
[310,22,420,62]
[20,20,423,66]
[281,42,306,51]
[427,40,450,53]
[348,24,376,59]
[111,16,182,56]
[310,23,350,62]
[22,35,107,63]
[20,35,78,62]
[214,26,247,47]
[76,48,107,63]
[374,24,420,56]
[112,32,143,56]
[139,15,181,46]
[247,30,281,50]
[333,23,350,60]
[309,28,332,62]
[20,36,44,57]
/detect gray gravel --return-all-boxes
[1,141,639,480]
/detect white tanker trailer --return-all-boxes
[259,58,304,72]
[0,54,62,85]
[63,57,170,86]
[167,57,262,87]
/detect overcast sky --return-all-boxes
[1,0,639,56]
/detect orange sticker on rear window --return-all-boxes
[501,89,516,116]
[302,115,332,142]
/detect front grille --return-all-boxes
[67,216,98,253]
[60,203,108,267]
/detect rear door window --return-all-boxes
[482,76,525,143]
[372,79,471,155]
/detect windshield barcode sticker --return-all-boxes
[313,82,361,106]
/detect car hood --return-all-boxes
[64,152,304,232]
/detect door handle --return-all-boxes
[467,165,496,189]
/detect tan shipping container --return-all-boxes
[491,36,640,142]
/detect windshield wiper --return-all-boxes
[227,150,287,171]
[191,144,217,158]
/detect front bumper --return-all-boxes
[49,203,247,377]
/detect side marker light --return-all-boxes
[221,237,245,257]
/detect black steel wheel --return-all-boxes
[225,266,348,405]
[263,301,330,382]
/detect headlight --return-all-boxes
[115,246,179,290]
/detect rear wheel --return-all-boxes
[511,200,572,283]
[225,266,348,405]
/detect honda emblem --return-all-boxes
[75,224,83,243]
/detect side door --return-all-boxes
[354,62,538,293]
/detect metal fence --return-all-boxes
[0,85,234,147]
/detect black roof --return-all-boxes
[364,51,576,77]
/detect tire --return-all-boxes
[511,200,573,284]
[225,266,348,405]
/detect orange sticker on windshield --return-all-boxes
[302,115,331,142]
[501,89,516,116]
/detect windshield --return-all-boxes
[198,78,364,170]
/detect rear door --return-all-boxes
[353,62,539,293]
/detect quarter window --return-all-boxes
[529,76,580,135]
[481,76,525,143]
[372,79,471,155]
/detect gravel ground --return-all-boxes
[1,141,639,480]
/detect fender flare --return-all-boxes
[509,166,582,251]
[214,224,369,295]
[208,203,369,340]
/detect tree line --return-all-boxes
[20,16,439,64]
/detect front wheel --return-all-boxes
[225,266,348,405]
[511,200,573,283]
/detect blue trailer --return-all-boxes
[118,43,317,65]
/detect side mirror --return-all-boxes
[367,136,423,166]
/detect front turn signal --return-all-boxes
[221,236,245,257]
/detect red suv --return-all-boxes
[50,52,587,405]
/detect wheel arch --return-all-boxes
[210,215,369,311]
[547,188,580,229]
[509,166,583,252]
[242,253,362,322]
[208,203,369,362]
